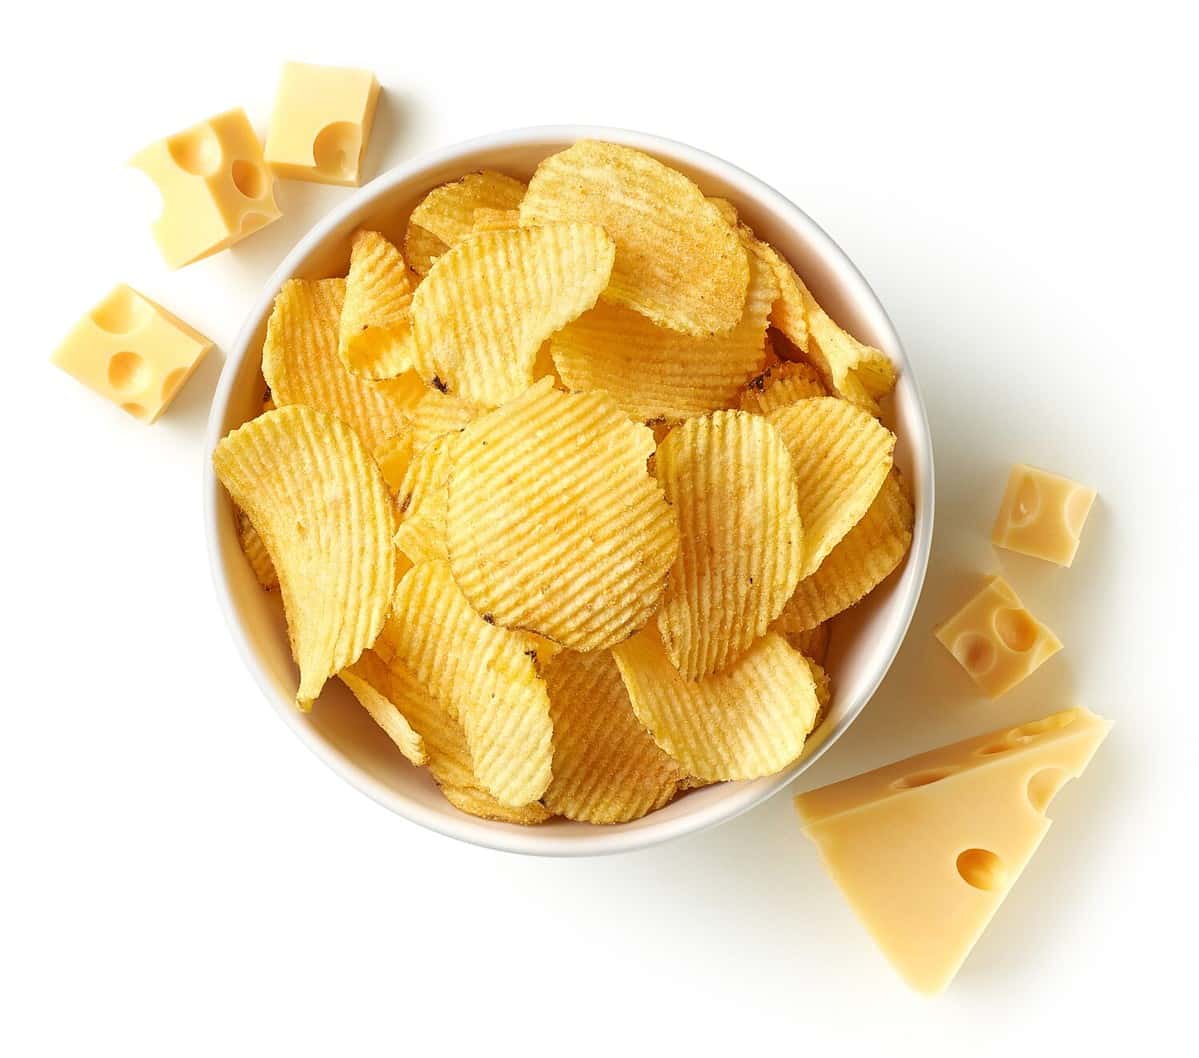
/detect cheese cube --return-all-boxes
[992,464,1096,566]
[131,108,281,268]
[795,706,1111,994]
[934,576,1060,698]
[51,285,213,423]
[264,62,381,186]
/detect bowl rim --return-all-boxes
[203,124,935,857]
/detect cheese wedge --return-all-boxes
[795,707,1111,994]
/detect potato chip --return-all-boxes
[376,560,552,807]
[338,651,427,766]
[411,170,527,247]
[213,405,395,709]
[740,360,827,415]
[440,785,552,825]
[447,379,680,651]
[404,222,447,277]
[549,231,776,421]
[471,207,521,233]
[411,223,615,404]
[808,657,832,723]
[543,650,685,823]
[778,469,914,631]
[773,617,831,665]
[707,196,739,227]
[409,389,486,452]
[393,432,458,564]
[521,140,749,336]
[613,627,820,781]
[236,507,277,590]
[767,397,895,578]
[373,425,415,493]
[261,278,425,451]
[655,411,804,678]
[338,230,418,380]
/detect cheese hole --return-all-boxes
[91,287,152,334]
[1027,768,1068,813]
[239,212,272,235]
[231,159,265,199]
[953,632,995,674]
[1010,710,1079,743]
[976,741,1013,756]
[956,848,1007,891]
[1065,487,1093,535]
[161,367,189,403]
[313,122,359,177]
[108,352,149,393]
[1010,475,1041,527]
[121,402,147,420]
[994,607,1037,652]
[167,127,221,176]
[892,766,958,790]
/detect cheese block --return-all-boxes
[992,464,1097,566]
[795,707,1111,994]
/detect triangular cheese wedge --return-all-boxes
[795,707,1111,994]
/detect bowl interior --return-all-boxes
[205,127,933,856]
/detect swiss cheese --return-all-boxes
[992,464,1096,567]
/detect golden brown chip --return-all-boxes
[376,560,552,807]
[261,278,425,451]
[411,171,527,247]
[213,405,395,709]
[740,361,827,415]
[393,432,458,564]
[470,207,522,233]
[655,411,804,678]
[409,389,486,452]
[236,507,278,590]
[772,618,831,665]
[411,223,615,404]
[446,379,680,651]
[549,230,776,420]
[778,469,914,631]
[543,650,685,823]
[808,657,832,724]
[404,223,447,277]
[613,627,820,781]
[767,397,895,578]
[521,140,749,336]
[373,426,415,493]
[707,196,739,227]
[338,230,418,379]
[338,651,428,766]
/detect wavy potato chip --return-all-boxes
[409,389,486,452]
[339,651,427,766]
[411,171,527,247]
[394,432,459,564]
[767,397,895,578]
[550,231,776,421]
[613,627,820,781]
[447,379,680,651]
[707,196,739,227]
[521,140,749,336]
[404,222,447,277]
[338,230,418,380]
[373,425,415,494]
[471,207,521,233]
[808,657,832,723]
[236,507,277,590]
[376,560,553,807]
[779,469,914,631]
[655,411,804,678]
[262,278,425,451]
[543,650,685,823]
[740,360,827,415]
[773,617,831,665]
[412,223,615,404]
[214,405,395,709]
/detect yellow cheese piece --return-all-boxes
[264,62,380,186]
[934,576,1061,698]
[992,464,1097,567]
[51,284,213,423]
[131,109,281,269]
[795,707,1111,994]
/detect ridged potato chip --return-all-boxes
[655,411,804,678]
[471,207,521,233]
[779,469,914,631]
[707,196,739,227]
[808,657,832,723]
[767,397,895,578]
[262,278,425,451]
[339,651,427,766]
[393,432,458,564]
[373,426,415,493]
[447,379,680,651]
[773,618,831,665]
[550,231,776,421]
[376,560,553,807]
[404,223,447,277]
[543,649,685,823]
[411,171,527,247]
[521,140,749,336]
[409,389,486,452]
[740,360,827,415]
[213,405,395,709]
[412,223,615,404]
[338,230,418,380]
[236,508,277,590]
[613,627,820,781]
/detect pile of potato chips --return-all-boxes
[214,140,914,826]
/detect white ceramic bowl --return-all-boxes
[204,125,934,857]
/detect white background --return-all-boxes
[4,1,1195,1053]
